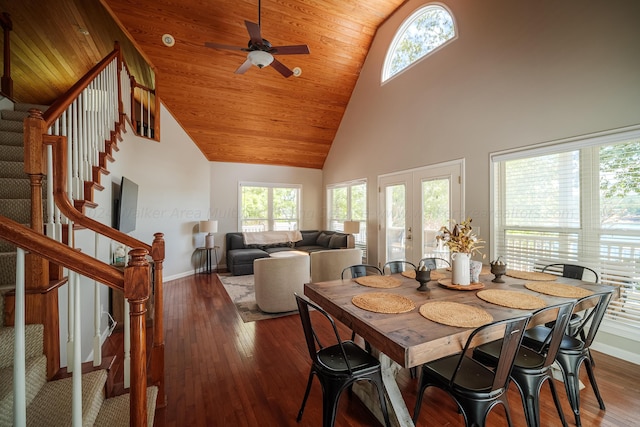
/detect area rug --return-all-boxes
[217,274,299,323]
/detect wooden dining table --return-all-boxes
[304,269,616,427]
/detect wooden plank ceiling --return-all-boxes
[3,0,406,169]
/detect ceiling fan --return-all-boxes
[204,0,310,78]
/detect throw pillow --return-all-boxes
[329,234,347,249]
[316,232,332,247]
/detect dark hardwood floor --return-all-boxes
[143,273,638,426]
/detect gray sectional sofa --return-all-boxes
[225,230,351,276]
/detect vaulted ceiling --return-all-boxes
[2,0,407,169]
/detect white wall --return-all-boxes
[209,162,323,267]
[109,103,211,280]
[323,0,640,267]
[58,102,210,364]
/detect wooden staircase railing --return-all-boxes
[17,41,165,420]
[0,215,151,426]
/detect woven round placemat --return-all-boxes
[525,282,594,298]
[352,292,416,314]
[354,275,402,288]
[401,270,447,280]
[419,301,493,328]
[506,270,557,281]
[476,289,546,310]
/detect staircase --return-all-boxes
[0,103,158,425]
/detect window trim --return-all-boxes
[238,181,302,232]
[382,2,458,84]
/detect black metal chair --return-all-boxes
[541,263,599,360]
[341,264,383,279]
[294,294,391,427]
[382,260,416,275]
[413,315,531,427]
[473,301,576,427]
[522,290,614,427]
[418,257,450,270]
[542,263,599,283]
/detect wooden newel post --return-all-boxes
[125,248,150,427]
[150,232,166,407]
[0,12,13,98]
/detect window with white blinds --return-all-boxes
[492,129,640,334]
[327,180,367,260]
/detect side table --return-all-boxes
[196,246,219,274]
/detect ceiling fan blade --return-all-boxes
[235,58,253,74]
[271,45,310,55]
[270,58,293,78]
[245,20,262,45]
[204,42,246,51]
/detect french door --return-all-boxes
[379,161,463,266]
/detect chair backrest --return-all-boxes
[418,257,450,270]
[542,263,599,283]
[341,264,382,279]
[570,290,614,348]
[452,315,531,392]
[528,301,577,366]
[310,248,363,282]
[383,260,416,275]
[295,294,354,374]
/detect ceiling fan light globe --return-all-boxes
[248,50,274,68]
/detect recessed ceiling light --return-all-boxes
[78,28,90,36]
[292,67,302,77]
[162,34,175,47]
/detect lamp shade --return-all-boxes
[343,221,360,234]
[199,220,218,234]
[248,50,274,68]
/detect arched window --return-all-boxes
[382,4,456,82]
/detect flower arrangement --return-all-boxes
[436,218,484,256]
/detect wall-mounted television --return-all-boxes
[113,176,138,233]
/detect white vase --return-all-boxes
[451,252,471,285]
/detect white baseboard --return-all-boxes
[591,342,640,365]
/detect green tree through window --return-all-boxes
[383,5,456,82]
[382,5,456,82]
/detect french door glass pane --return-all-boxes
[386,184,406,261]
[421,178,450,258]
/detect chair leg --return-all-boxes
[297,370,315,422]
[320,378,346,427]
[412,380,428,424]
[584,358,606,410]
[556,355,583,427]
[370,374,392,427]
[457,396,500,427]
[547,375,569,427]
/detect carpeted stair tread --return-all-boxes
[1,110,30,121]
[26,369,107,427]
[0,238,17,253]
[0,252,18,288]
[0,177,32,198]
[14,103,49,113]
[0,160,26,178]
[0,355,47,427]
[94,386,158,427]
[0,145,23,162]
[0,324,44,369]
[0,130,24,147]
[0,199,31,224]
[0,120,22,133]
